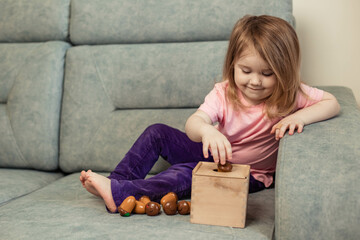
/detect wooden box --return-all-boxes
[190,161,250,228]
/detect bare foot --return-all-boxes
[80,170,87,187]
[80,170,100,196]
[85,171,117,213]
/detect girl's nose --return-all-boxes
[250,75,262,85]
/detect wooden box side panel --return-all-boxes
[190,174,249,228]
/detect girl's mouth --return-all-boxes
[248,87,263,91]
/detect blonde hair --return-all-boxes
[223,15,303,118]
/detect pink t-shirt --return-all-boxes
[199,81,324,187]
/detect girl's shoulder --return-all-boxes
[210,81,231,103]
[296,83,324,108]
[213,80,229,93]
[298,83,324,98]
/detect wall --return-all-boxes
[293,0,360,105]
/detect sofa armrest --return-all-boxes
[275,86,360,240]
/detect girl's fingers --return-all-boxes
[280,124,289,138]
[270,125,277,134]
[274,124,288,140]
[297,124,304,133]
[204,142,232,164]
[288,124,296,135]
[225,141,232,160]
[210,142,219,163]
[275,125,284,140]
[275,128,281,140]
[202,140,209,159]
[218,144,226,165]
[272,121,305,140]
[217,141,232,164]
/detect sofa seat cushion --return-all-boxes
[0,168,63,206]
[0,173,275,240]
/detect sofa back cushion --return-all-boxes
[0,0,70,42]
[0,42,70,170]
[70,0,295,45]
[60,42,226,172]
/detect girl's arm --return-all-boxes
[271,91,341,140]
[185,110,232,164]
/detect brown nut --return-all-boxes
[133,200,146,214]
[139,195,151,205]
[217,161,233,172]
[163,201,177,215]
[177,200,191,215]
[145,201,161,216]
[118,196,136,217]
[160,192,178,207]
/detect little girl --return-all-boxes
[80,15,340,213]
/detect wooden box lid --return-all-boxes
[193,162,250,179]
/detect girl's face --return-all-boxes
[234,47,277,106]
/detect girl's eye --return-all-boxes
[262,72,274,77]
[242,69,251,74]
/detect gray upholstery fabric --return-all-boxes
[0,169,63,206]
[275,86,360,240]
[70,0,295,44]
[60,42,226,173]
[0,173,275,240]
[0,42,70,170]
[0,0,70,42]
[63,43,225,109]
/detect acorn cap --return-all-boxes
[118,196,136,217]
[118,207,130,217]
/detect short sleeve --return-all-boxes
[296,83,324,109]
[198,82,226,124]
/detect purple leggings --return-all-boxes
[108,124,267,208]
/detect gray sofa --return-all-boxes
[0,0,359,239]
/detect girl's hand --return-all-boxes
[270,91,340,141]
[201,125,232,165]
[270,115,305,141]
[185,110,232,165]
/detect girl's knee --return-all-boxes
[143,123,171,138]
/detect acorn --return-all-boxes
[139,195,151,205]
[217,161,233,172]
[177,200,191,215]
[160,192,178,206]
[133,200,146,214]
[163,201,177,215]
[118,196,136,217]
[145,201,161,216]
[160,192,178,215]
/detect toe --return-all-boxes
[81,170,87,179]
